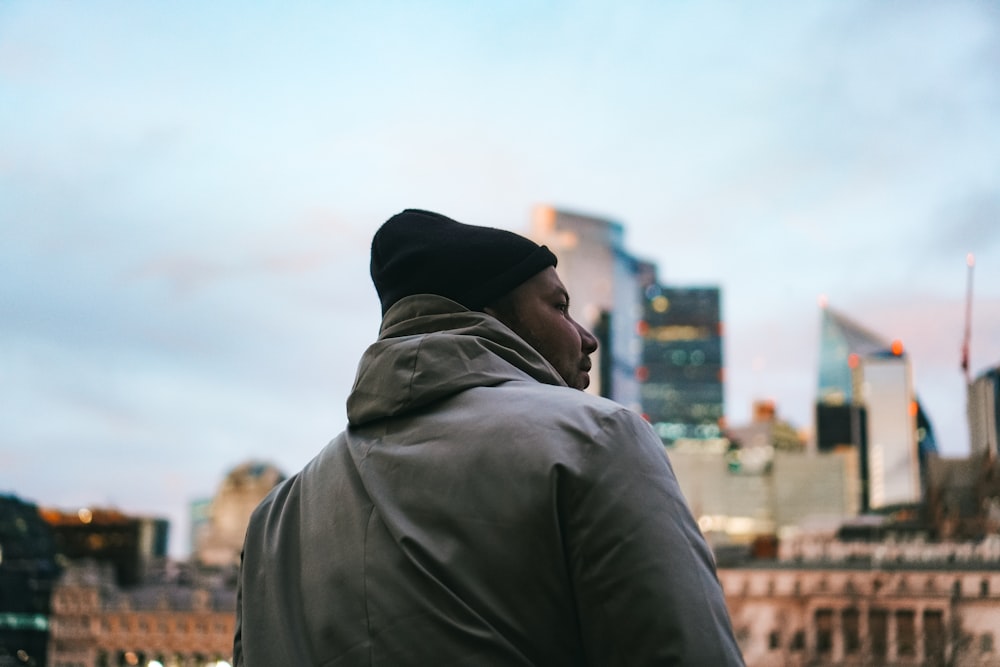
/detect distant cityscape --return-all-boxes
[2,206,998,666]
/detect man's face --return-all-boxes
[485,267,599,390]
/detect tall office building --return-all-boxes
[639,284,724,443]
[815,306,937,511]
[0,494,59,667]
[968,365,1000,459]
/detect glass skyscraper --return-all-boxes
[815,306,937,510]
[639,285,724,443]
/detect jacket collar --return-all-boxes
[346,295,566,426]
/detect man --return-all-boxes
[234,209,744,666]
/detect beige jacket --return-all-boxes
[234,295,744,666]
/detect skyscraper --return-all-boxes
[639,284,724,443]
[968,365,1000,459]
[0,494,59,667]
[815,305,937,511]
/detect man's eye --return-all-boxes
[556,303,569,312]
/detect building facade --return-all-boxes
[816,305,936,512]
[193,461,284,568]
[47,561,235,667]
[968,366,1000,459]
[39,508,168,589]
[639,284,724,443]
[669,445,859,545]
[721,537,1000,666]
[0,495,60,667]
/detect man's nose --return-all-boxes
[578,321,598,353]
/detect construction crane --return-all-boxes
[961,253,975,386]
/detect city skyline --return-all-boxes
[2,1,999,555]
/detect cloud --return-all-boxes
[930,191,1000,257]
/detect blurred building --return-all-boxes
[670,440,859,548]
[640,284,724,442]
[188,499,212,562]
[528,205,724,442]
[0,494,60,667]
[815,305,937,512]
[38,507,168,588]
[47,560,235,667]
[926,451,1000,541]
[194,461,285,568]
[968,365,1000,459]
[727,400,807,455]
[720,533,1000,667]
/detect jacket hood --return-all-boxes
[346,294,567,426]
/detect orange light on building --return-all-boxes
[848,353,860,369]
[890,339,904,356]
[636,366,649,382]
[909,400,919,417]
[636,320,649,336]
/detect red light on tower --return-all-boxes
[847,353,860,369]
[891,339,904,356]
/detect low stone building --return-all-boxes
[47,561,236,667]
[721,535,1000,666]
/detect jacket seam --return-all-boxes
[363,504,375,666]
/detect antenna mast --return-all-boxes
[961,253,975,386]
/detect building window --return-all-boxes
[842,608,860,654]
[981,579,990,597]
[791,630,805,651]
[982,633,995,654]
[896,610,916,656]
[815,609,834,654]
[953,580,962,598]
[769,631,780,650]
[925,610,945,662]
[870,609,888,658]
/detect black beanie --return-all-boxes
[371,209,558,315]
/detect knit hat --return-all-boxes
[371,209,558,315]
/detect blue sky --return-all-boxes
[2,1,999,555]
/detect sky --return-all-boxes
[2,1,999,556]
